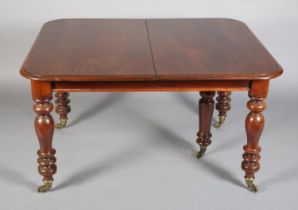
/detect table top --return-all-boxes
[20,18,283,81]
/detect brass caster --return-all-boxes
[245,178,258,192]
[215,116,225,128]
[197,147,207,159]
[55,118,67,129]
[38,181,52,193]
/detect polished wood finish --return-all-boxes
[216,91,231,120]
[196,92,215,158]
[242,97,265,178]
[20,19,283,82]
[241,80,268,190]
[52,80,250,92]
[21,19,155,81]
[31,81,56,186]
[20,19,283,192]
[31,80,52,98]
[55,92,71,124]
[147,19,283,80]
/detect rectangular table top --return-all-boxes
[20,18,283,81]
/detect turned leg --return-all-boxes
[32,81,57,192]
[34,96,56,192]
[55,92,71,129]
[241,80,269,192]
[196,91,215,158]
[215,91,231,128]
[241,96,265,192]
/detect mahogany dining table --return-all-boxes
[20,18,283,192]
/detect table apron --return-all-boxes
[51,80,250,92]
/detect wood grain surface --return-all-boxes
[20,18,283,81]
[147,18,283,80]
[21,19,155,81]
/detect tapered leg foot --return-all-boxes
[55,92,71,129]
[38,181,52,193]
[196,92,215,158]
[215,91,231,128]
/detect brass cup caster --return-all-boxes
[38,181,52,193]
[215,116,225,128]
[197,146,207,159]
[245,178,258,192]
[55,118,67,129]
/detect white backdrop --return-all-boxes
[0,0,298,209]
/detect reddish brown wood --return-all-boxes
[20,19,155,81]
[249,80,270,98]
[31,81,56,189]
[52,80,249,92]
[20,19,284,192]
[20,19,283,82]
[196,91,215,158]
[55,92,71,122]
[241,80,269,191]
[31,80,52,98]
[147,19,283,80]
[242,98,265,178]
[216,91,231,120]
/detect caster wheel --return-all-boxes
[55,118,67,129]
[215,116,225,128]
[245,178,258,193]
[197,147,206,159]
[248,184,258,192]
[38,181,52,193]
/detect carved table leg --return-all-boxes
[32,81,57,192]
[241,97,265,192]
[34,96,56,192]
[55,92,71,129]
[215,91,231,128]
[196,91,215,158]
[241,80,268,192]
